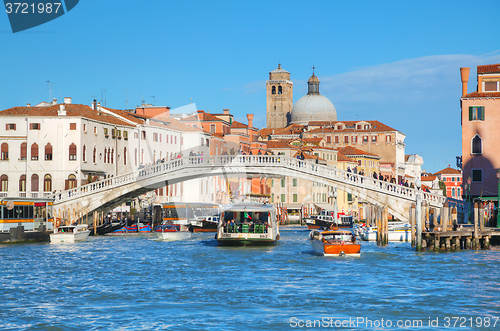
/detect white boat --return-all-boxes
[216,203,279,246]
[154,224,192,241]
[359,222,411,242]
[50,224,90,243]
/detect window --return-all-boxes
[386,135,391,142]
[484,81,498,92]
[372,136,377,142]
[31,174,39,192]
[451,177,455,182]
[6,123,16,130]
[472,169,482,182]
[281,194,285,203]
[347,193,353,202]
[326,136,331,143]
[1,174,8,192]
[352,136,357,143]
[337,125,342,130]
[1,143,8,160]
[344,136,349,143]
[93,147,96,164]
[70,123,77,130]
[66,174,77,190]
[69,143,77,160]
[293,194,297,203]
[452,187,455,198]
[19,175,26,192]
[334,136,339,143]
[94,126,97,134]
[293,178,297,187]
[272,86,276,94]
[471,134,482,155]
[31,143,39,160]
[141,131,146,140]
[83,145,86,162]
[469,106,485,121]
[124,147,127,165]
[45,143,52,160]
[124,131,128,140]
[206,139,209,147]
[111,149,114,164]
[281,178,285,187]
[357,125,361,130]
[201,138,204,146]
[134,132,138,139]
[364,125,369,130]
[458,187,461,197]
[278,86,282,94]
[363,136,368,143]
[210,124,216,133]
[83,124,87,132]
[44,174,52,192]
[30,123,41,130]
[104,128,109,137]
[323,193,327,202]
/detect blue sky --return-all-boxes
[1,0,500,173]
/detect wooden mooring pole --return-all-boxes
[410,204,415,247]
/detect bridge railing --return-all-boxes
[51,155,446,207]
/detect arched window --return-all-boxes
[153,150,156,163]
[1,143,8,160]
[452,187,455,198]
[458,187,461,198]
[83,145,86,162]
[44,174,52,192]
[1,174,8,191]
[66,174,77,190]
[31,143,39,161]
[19,175,26,192]
[111,149,114,164]
[107,148,111,164]
[93,146,96,163]
[272,86,276,94]
[472,134,482,155]
[141,149,144,164]
[31,174,39,192]
[135,148,137,166]
[20,142,27,160]
[104,148,107,163]
[69,143,77,160]
[124,147,127,165]
[45,143,52,160]
[278,86,282,94]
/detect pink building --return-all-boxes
[460,64,500,202]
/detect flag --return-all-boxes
[244,212,252,219]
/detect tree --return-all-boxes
[438,180,447,196]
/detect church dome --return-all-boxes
[291,71,337,125]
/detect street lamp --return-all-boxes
[333,189,338,225]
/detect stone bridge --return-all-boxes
[51,155,447,223]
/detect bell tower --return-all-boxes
[266,64,293,128]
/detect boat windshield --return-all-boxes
[323,233,354,241]
[221,211,270,234]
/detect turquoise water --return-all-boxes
[1,227,499,330]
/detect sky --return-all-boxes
[1,0,500,173]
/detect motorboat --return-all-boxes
[50,224,90,243]
[216,203,279,246]
[309,228,360,256]
[304,211,354,229]
[359,222,411,242]
[189,215,219,232]
[154,224,192,240]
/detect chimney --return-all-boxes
[246,114,254,128]
[58,104,67,116]
[223,109,229,115]
[460,67,470,97]
[52,98,57,105]
[27,103,31,107]
[92,99,97,110]
[97,102,101,115]
[64,97,72,104]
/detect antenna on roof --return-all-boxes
[151,95,156,106]
[122,90,128,109]
[46,81,53,102]
[139,93,145,106]
[101,89,106,107]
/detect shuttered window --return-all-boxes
[31,174,39,192]
[70,123,77,130]
[1,143,8,160]
[31,143,39,160]
[69,143,77,160]
[20,142,27,160]
[469,106,485,121]
[45,143,52,160]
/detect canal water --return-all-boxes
[1,227,499,330]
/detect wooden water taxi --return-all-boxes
[309,229,360,256]
[216,203,279,246]
[50,224,90,243]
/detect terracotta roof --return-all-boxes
[434,167,461,175]
[462,91,500,98]
[337,146,380,158]
[102,107,144,125]
[306,120,396,133]
[292,151,324,161]
[231,121,248,129]
[421,175,437,181]
[477,64,500,74]
[180,114,199,122]
[259,123,306,136]
[336,151,357,163]
[302,137,323,144]
[0,104,136,127]
[265,141,294,149]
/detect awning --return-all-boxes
[314,203,334,211]
[283,203,303,209]
[475,196,499,201]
